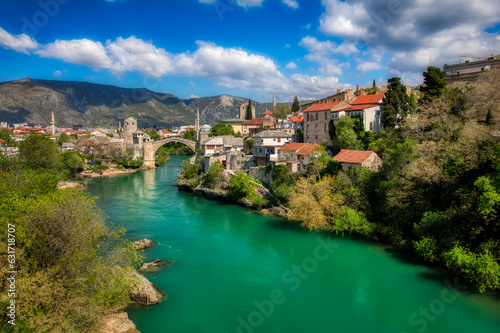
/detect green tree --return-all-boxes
[486,107,493,126]
[382,77,415,129]
[328,119,336,141]
[291,96,300,113]
[57,132,69,146]
[246,138,254,154]
[203,160,225,188]
[365,79,378,95]
[421,66,447,101]
[209,122,235,137]
[184,129,197,140]
[246,99,253,120]
[19,133,61,170]
[273,105,292,119]
[295,128,304,143]
[334,116,361,149]
[0,128,14,146]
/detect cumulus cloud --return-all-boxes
[299,36,358,76]
[0,27,38,54]
[319,0,500,83]
[53,70,61,77]
[282,0,299,9]
[36,39,112,68]
[286,62,298,69]
[357,60,382,74]
[199,0,264,8]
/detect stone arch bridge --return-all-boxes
[143,137,196,167]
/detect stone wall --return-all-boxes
[249,167,273,186]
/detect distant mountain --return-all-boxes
[0,79,305,129]
[0,79,194,128]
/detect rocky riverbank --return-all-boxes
[177,172,291,218]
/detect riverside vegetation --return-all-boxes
[178,69,500,294]
[0,136,146,332]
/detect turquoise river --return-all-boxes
[83,156,500,333]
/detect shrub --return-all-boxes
[413,237,438,262]
[443,245,500,293]
[332,207,375,237]
[203,161,225,188]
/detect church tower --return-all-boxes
[273,92,276,108]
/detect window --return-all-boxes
[316,113,318,120]
[278,138,281,142]
[307,113,310,121]
[315,124,318,132]
[325,112,327,120]
[369,122,373,131]
[324,124,327,132]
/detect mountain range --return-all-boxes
[0,79,277,128]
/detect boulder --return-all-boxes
[101,312,140,333]
[138,259,177,273]
[129,270,164,306]
[131,239,153,250]
[260,205,291,218]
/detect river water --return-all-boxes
[83,156,500,333]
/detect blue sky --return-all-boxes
[0,0,499,102]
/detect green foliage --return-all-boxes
[57,132,69,146]
[0,128,14,145]
[421,66,447,101]
[382,77,415,129]
[365,79,378,95]
[209,122,235,137]
[246,99,253,120]
[203,161,225,188]
[474,176,500,220]
[19,133,62,171]
[0,165,137,331]
[444,246,500,293]
[328,119,336,141]
[486,107,493,126]
[228,171,264,208]
[291,96,300,113]
[184,129,197,140]
[246,138,254,154]
[270,164,298,204]
[60,151,85,175]
[273,105,292,119]
[333,116,362,149]
[332,207,376,237]
[181,157,203,180]
[413,237,438,262]
[143,130,161,141]
[295,128,304,143]
[70,133,78,140]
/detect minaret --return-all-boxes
[50,111,55,135]
[273,92,276,108]
[196,108,200,133]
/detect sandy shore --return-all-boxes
[78,168,140,178]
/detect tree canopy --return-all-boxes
[421,66,447,101]
[272,105,292,119]
[246,99,253,120]
[209,122,235,137]
[382,77,416,129]
[291,96,300,113]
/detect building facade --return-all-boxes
[239,103,256,120]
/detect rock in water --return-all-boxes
[101,312,140,333]
[131,239,153,250]
[129,271,163,305]
[138,259,177,273]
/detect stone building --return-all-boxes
[252,130,292,166]
[443,56,500,83]
[239,103,256,120]
[333,150,383,172]
[121,117,138,145]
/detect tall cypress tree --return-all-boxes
[291,96,300,113]
[246,99,253,120]
[486,107,493,126]
[382,77,415,130]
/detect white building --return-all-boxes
[202,136,244,156]
[252,130,292,166]
[333,94,384,132]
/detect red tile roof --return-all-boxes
[351,94,384,105]
[0,138,5,144]
[291,116,304,122]
[342,103,381,112]
[279,143,318,156]
[263,110,273,115]
[242,118,269,125]
[333,150,376,164]
[304,101,343,112]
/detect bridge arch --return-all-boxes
[143,137,197,167]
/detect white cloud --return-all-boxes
[305,23,311,30]
[53,70,61,77]
[0,27,38,54]
[36,39,112,68]
[188,95,200,99]
[357,60,382,74]
[286,62,298,69]
[319,0,500,80]
[106,36,173,77]
[299,36,360,76]
[282,0,299,9]
[235,0,264,8]
[190,81,196,89]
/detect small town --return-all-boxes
[0,1,500,333]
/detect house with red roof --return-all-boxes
[333,93,385,132]
[262,110,273,118]
[278,142,318,172]
[333,150,383,172]
[242,118,275,136]
[303,100,349,144]
[159,129,174,138]
[253,130,292,166]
